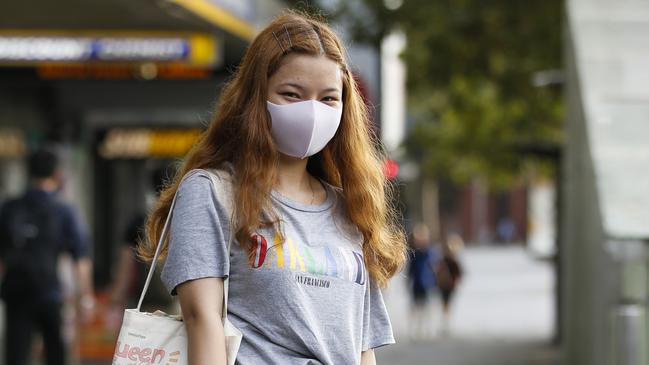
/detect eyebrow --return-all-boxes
[279,82,341,94]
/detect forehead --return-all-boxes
[270,53,342,89]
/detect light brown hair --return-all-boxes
[138,11,407,287]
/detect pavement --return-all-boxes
[375,338,559,365]
[376,244,561,365]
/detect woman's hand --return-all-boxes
[361,349,377,365]
[177,277,227,365]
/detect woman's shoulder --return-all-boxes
[177,169,212,195]
[178,167,234,213]
[180,166,233,190]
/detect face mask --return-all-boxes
[267,100,343,159]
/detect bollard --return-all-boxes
[611,304,647,365]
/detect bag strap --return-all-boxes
[137,168,235,322]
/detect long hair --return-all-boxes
[138,11,407,287]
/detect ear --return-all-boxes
[53,168,65,186]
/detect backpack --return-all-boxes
[1,196,60,302]
[435,259,455,291]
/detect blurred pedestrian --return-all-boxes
[0,148,94,365]
[136,13,407,364]
[436,233,464,333]
[497,216,516,243]
[407,223,440,339]
[107,165,175,319]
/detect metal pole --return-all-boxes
[611,304,647,365]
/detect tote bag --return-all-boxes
[112,168,242,365]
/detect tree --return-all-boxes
[329,0,564,187]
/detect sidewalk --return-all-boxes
[378,244,560,364]
[377,338,559,365]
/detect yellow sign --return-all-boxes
[0,129,26,158]
[167,0,256,41]
[99,128,202,158]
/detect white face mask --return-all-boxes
[267,100,343,159]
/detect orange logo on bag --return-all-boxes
[113,341,180,364]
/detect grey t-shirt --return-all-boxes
[160,169,394,365]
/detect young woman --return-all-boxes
[139,12,407,365]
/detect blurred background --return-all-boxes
[0,0,647,364]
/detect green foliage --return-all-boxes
[330,0,564,188]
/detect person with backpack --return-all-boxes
[435,233,464,333]
[0,148,95,365]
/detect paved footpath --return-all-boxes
[377,244,561,365]
[376,338,559,365]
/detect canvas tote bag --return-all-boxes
[112,168,242,365]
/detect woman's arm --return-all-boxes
[361,349,377,365]
[177,277,227,365]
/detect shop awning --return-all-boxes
[0,0,256,40]
[0,0,268,69]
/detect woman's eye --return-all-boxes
[281,92,300,99]
[322,96,339,102]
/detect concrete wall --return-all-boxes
[561,20,620,365]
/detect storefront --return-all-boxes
[0,33,226,282]
[0,0,288,361]
[0,0,287,279]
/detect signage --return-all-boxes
[37,63,212,80]
[99,128,202,159]
[0,129,26,158]
[0,32,218,67]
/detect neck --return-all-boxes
[276,154,311,193]
[31,178,58,193]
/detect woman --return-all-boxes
[139,12,407,365]
[436,234,464,332]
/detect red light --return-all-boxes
[384,160,399,179]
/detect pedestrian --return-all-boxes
[407,223,440,339]
[497,217,516,243]
[107,165,176,329]
[137,12,408,365]
[436,233,464,333]
[0,148,95,365]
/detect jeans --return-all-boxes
[4,300,65,365]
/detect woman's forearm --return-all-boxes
[185,315,227,365]
[361,349,377,365]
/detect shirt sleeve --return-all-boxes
[160,171,231,296]
[61,203,90,260]
[362,278,396,351]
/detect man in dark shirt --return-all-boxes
[0,148,94,365]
